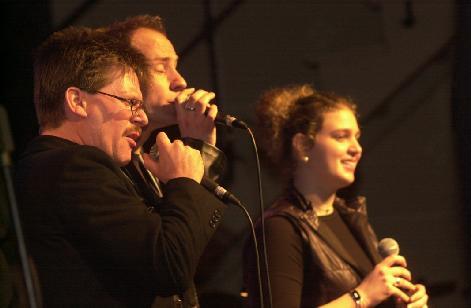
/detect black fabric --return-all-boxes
[318,210,374,278]
[244,190,394,308]
[15,135,226,307]
[124,125,227,307]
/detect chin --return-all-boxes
[336,175,355,189]
[114,150,132,166]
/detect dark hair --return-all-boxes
[255,84,358,177]
[33,26,148,130]
[105,15,166,45]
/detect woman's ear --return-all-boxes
[64,87,87,118]
[292,133,312,162]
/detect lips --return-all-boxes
[341,159,358,171]
[125,130,141,148]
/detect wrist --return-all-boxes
[349,289,362,308]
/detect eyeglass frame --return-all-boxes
[94,90,144,115]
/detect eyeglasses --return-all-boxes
[95,91,144,115]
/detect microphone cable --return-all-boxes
[215,117,272,308]
[228,122,272,308]
[224,197,265,308]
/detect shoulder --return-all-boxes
[22,136,125,187]
[22,135,116,167]
[335,195,368,215]
[262,199,305,241]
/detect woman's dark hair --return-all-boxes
[255,84,357,177]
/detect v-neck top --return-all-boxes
[318,210,374,277]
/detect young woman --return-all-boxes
[244,84,428,308]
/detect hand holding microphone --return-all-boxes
[378,238,429,308]
[146,136,241,205]
[174,89,247,144]
[142,132,204,184]
[354,238,423,307]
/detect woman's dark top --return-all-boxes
[244,188,388,308]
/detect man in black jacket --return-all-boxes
[15,26,225,308]
[106,15,228,307]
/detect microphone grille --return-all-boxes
[378,238,400,259]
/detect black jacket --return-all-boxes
[245,189,394,308]
[15,135,225,307]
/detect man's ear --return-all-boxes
[65,87,87,118]
[292,133,312,161]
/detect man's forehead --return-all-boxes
[106,71,142,98]
[131,28,178,61]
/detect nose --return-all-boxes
[131,108,148,127]
[169,68,187,91]
[348,138,362,158]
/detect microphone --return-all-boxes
[204,109,248,129]
[149,144,241,205]
[378,238,416,297]
[201,177,242,206]
[378,237,400,258]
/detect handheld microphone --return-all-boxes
[378,237,400,258]
[204,109,248,129]
[201,177,242,206]
[149,144,241,205]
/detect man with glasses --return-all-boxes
[15,26,226,307]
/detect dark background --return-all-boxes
[1,1,470,307]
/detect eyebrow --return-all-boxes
[332,128,361,136]
[119,91,143,101]
[150,56,179,64]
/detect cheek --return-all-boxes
[149,75,170,91]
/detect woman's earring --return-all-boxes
[302,156,309,163]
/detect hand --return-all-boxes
[142,132,204,183]
[174,88,217,145]
[357,255,415,307]
[395,283,429,308]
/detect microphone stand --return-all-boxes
[1,105,38,308]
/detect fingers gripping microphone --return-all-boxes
[149,144,241,205]
[378,238,400,258]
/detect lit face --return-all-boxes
[130,28,187,128]
[82,70,148,166]
[305,107,362,191]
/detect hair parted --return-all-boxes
[33,26,148,130]
[255,84,358,176]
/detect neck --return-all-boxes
[293,174,336,216]
[41,123,84,145]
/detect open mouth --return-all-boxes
[125,131,141,148]
[341,160,357,171]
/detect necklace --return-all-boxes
[291,185,335,216]
[314,206,334,216]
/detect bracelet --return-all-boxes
[349,289,362,308]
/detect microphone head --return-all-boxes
[378,238,400,259]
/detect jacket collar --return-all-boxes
[283,188,382,276]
